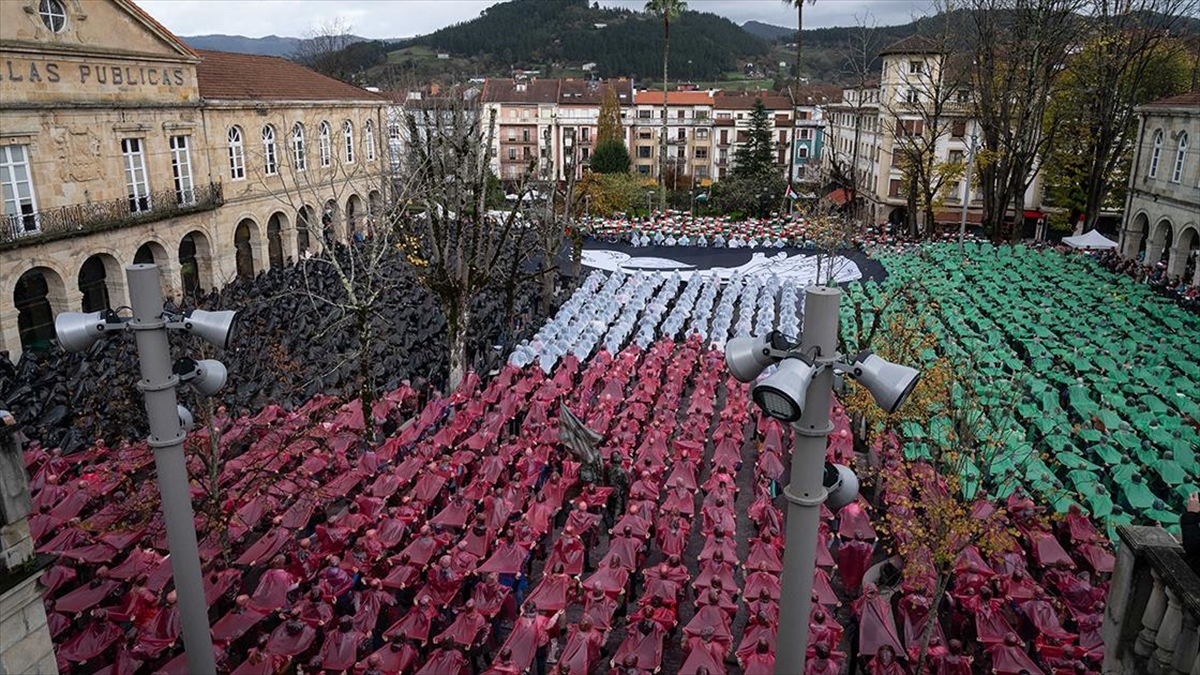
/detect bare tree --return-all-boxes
[399,97,535,391]
[968,0,1087,239]
[1045,0,1197,232]
[244,108,407,444]
[294,17,358,81]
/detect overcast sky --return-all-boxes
[138,0,932,40]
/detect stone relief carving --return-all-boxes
[51,126,103,184]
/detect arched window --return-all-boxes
[262,125,278,176]
[292,123,306,171]
[364,120,376,161]
[228,126,245,180]
[343,120,355,164]
[319,121,332,167]
[1171,131,1188,184]
[1148,129,1163,179]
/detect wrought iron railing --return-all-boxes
[1,183,223,248]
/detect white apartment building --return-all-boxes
[825,35,1043,230]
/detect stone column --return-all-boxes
[0,306,21,362]
[1136,569,1168,659]
[0,426,58,675]
[1154,584,1183,673]
[280,226,299,265]
[1167,246,1190,279]
[1146,240,1166,266]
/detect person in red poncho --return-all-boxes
[804,644,844,675]
[868,645,909,675]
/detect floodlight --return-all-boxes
[177,358,229,396]
[725,334,778,382]
[849,350,921,414]
[177,405,194,431]
[751,357,817,422]
[182,309,238,350]
[823,462,860,510]
[55,310,112,353]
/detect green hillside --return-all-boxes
[397,0,770,81]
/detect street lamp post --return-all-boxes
[959,130,978,254]
[54,264,238,675]
[725,286,921,675]
[646,191,653,217]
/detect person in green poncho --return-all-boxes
[1182,493,1200,576]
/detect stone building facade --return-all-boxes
[1,0,388,359]
[1119,92,1199,285]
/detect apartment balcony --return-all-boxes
[1102,525,1200,675]
[2,183,224,250]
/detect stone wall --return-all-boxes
[0,426,57,675]
[1118,106,1200,281]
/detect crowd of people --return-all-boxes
[1093,249,1199,313]
[0,248,546,453]
[24,325,1121,675]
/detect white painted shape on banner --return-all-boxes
[580,249,862,285]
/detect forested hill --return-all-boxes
[400,0,770,80]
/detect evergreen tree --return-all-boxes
[732,99,775,178]
[597,85,624,145]
[591,139,632,174]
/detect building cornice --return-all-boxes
[0,40,198,64]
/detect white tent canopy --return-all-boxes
[1062,229,1118,250]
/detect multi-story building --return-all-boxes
[1119,92,1199,285]
[824,35,1043,228]
[555,78,633,181]
[0,0,388,358]
[629,90,715,186]
[790,85,839,186]
[481,78,561,181]
[713,91,796,181]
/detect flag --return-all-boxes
[785,185,799,200]
[558,404,603,483]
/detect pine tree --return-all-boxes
[597,85,624,145]
[591,139,631,174]
[732,99,775,178]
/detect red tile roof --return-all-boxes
[195,50,384,102]
[634,90,714,106]
[1142,91,1200,109]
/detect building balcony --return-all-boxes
[1102,525,1200,675]
[2,183,224,251]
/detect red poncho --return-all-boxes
[858,591,905,657]
[558,625,605,675]
[416,648,468,675]
[583,564,630,598]
[318,624,365,671]
[433,609,489,649]
[525,573,574,612]
[682,606,733,648]
[211,607,267,644]
[363,641,419,675]
[546,535,586,576]
[56,579,119,614]
[680,639,727,675]
[59,621,122,663]
[612,624,665,671]
[476,541,528,575]
[837,539,875,593]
